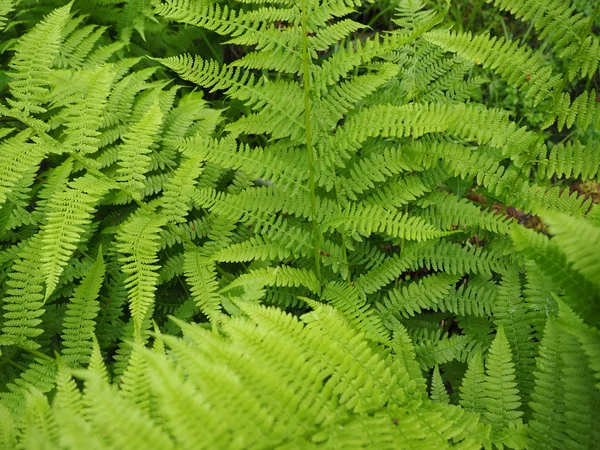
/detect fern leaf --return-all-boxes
[0,404,16,449]
[118,0,154,42]
[413,333,468,369]
[416,191,512,234]
[120,346,151,414]
[0,130,41,206]
[424,29,561,106]
[490,0,600,79]
[4,3,71,118]
[19,389,58,449]
[322,203,451,242]
[57,66,115,154]
[550,89,600,131]
[378,273,461,318]
[0,0,14,31]
[56,23,107,69]
[460,350,486,414]
[483,325,523,430]
[116,210,167,330]
[61,249,105,367]
[353,253,414,295]
[40,175,110,300]
[543,211,600,289]
[430,365,450,404]
[224,266,321,296]
[84,375,175,450]
[159,146,207,224]
[88,336,110,385]
[183,247,222,321]
[320,281,390,344]
[0,357,57,422]
[529,318,569,449]
[538,139,600,180]
[511,225,599,321]
[53,365,84,419]
[493,268,537,404]
[0,236,46,348]
[116,101,164,199]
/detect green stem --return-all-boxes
[300,0,322,282]
[19,346,55,363]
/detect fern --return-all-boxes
[0,1,598,447]
[483,325,523,430]
[2,3,71,121]
[61,249,105,367]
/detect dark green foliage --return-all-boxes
[0,0,598,448]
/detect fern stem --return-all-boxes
[18,346,54,363]
[300,0,322,282]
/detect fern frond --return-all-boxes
[120,346,151,414]
[415,191,512,234]
[155,2,299,54]
[322,203,451,242]
[101,67,158,128]
[224,266,321,296]
[326,102,542,166]
[543,211,600,289]
[511,225,599,321]
[0,130,41,206]
[483,325,523,430]
[430,365,450,404]
[460,350,486,414]
[56,23,107,69]
[528,318,569,449]
[493,268,537,404]
[490,0,600,79]
[118,0,154,42]
[182,247,222,321]
[19,389,58,449]
[378,273,461,319]
[61,250,105,367]
[404,239,510,275]
[353,253,414,295]
[84,374,175,450]
[319,281,390,344]
[3,3,71,119]
[0,357,57,422]
[424,29,561,106]
[439,275,497,317]
[155,55,305,139]
[314,62,399,131]
[54,65,116,154]
[538,139,600,180]
[554,304,600,449]
[0,404,16,449]
[0,0,14,31]
[159,147,207,224]
[40,175,110,299]
[311,32,409,94]
[116,101,164,199]
[413,332,467,369]
[0,236,46,348]
[116,210,167,330]
[549,89,600,131]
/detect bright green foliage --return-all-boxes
[0,0,597,447]
[430,365,450,404]
[483,326,523,430]
[61,249,105,367]
[460,351,486,414]
[9,304,499,449]
[2,3,71,120]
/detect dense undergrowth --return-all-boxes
[0,0,598,448]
